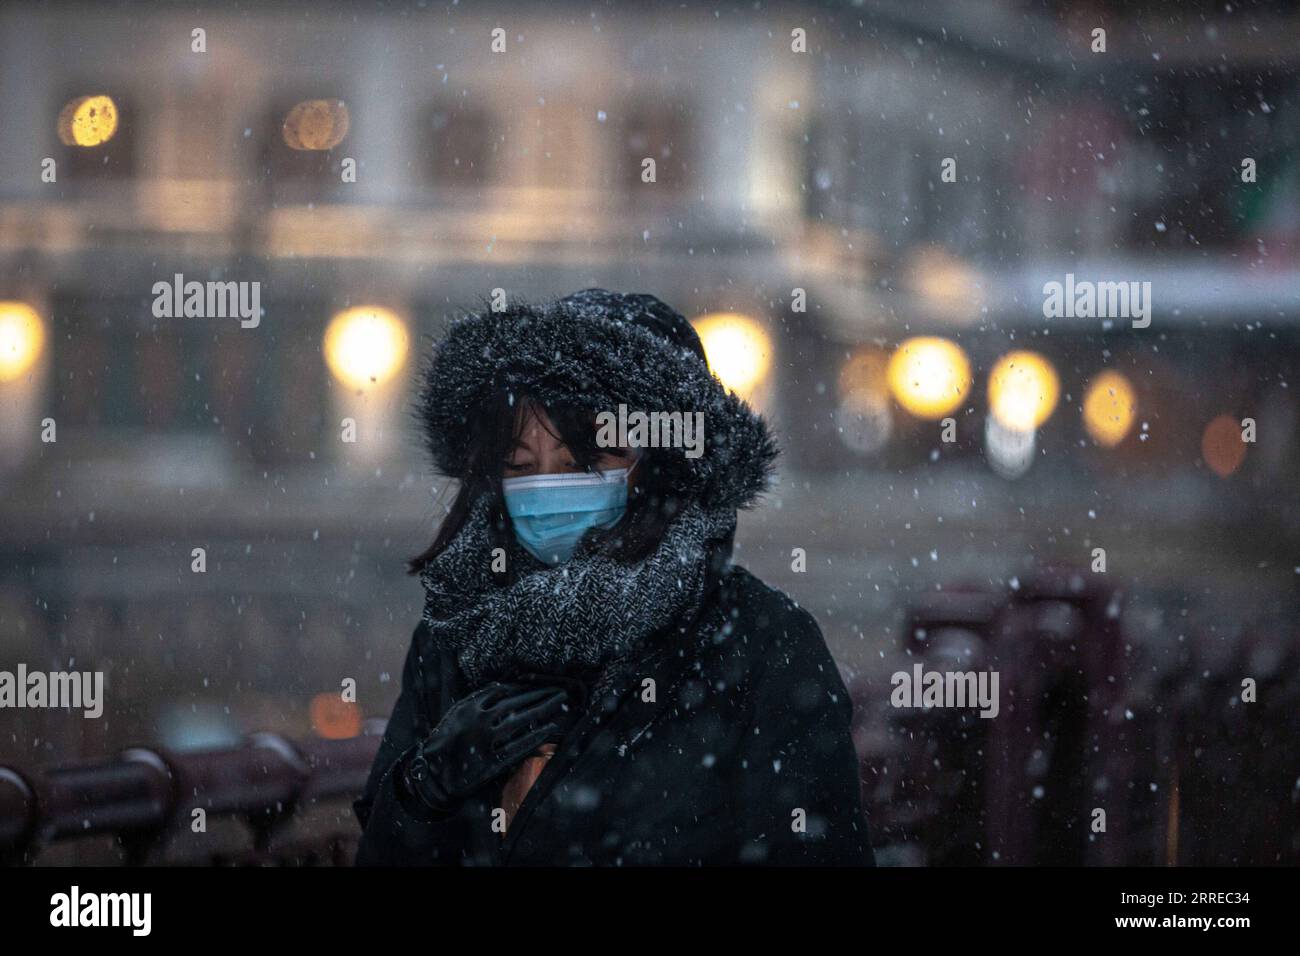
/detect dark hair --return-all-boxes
[407,389,682,578]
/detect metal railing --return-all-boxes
[857,568,1300,866]
[1,721,383,865]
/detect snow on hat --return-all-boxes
[557,288,710,365]
[414,289,777,512]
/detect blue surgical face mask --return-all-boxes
[502,460,637,566]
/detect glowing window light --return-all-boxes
[1201,414,1247,478]
[692,313,772,399]
[323,306,409,391]
[0,301,45,382]
[988,350,1059,432]
[1082,370,1137,447]
[282,99,350,151]
[886,336,971,419]
[57,94,118,147]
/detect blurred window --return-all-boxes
[136,333,183,427]
[169,87,227,179]
[249,303,328,462]
[257,94,354,203]
[55,313,109,427]
[424,103,494,187]
[620,100,692,193]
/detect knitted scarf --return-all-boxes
[418,494,736,689]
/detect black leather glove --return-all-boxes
[398,679,576,818]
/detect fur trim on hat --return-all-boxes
[414,293,778,512]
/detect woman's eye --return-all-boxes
[504,461,530,472]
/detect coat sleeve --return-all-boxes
[352,622,473,865]
[729,601,876,865]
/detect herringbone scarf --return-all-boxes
[418,494,735,689]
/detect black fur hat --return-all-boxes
[415,289,778,512]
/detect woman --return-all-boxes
[353,288,874,865]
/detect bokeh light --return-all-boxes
[886,336,971,419]
[57,94,118,147]
[282,99,350,150]
[1201,414,1247,478]
[309,693,363,740]
[323,305,409,391]
[988,350,1059,432]
[837,349,893,454]
[1082,370,1138,447]
[0,301,46,382]
[985,415,1036,479]
[908,246,984,315]
[838,348,891,405]
[692,312,772,399]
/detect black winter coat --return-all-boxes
[352,564,875,866]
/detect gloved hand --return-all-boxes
[398,679,577,818]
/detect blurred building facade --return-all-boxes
[0,0,1297,863]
